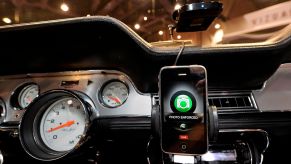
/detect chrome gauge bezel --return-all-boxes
[0,98,6,124]
[99,80,129,108]
[19,90,95,161]
[10,82,40,110]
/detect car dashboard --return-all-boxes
[0,70,151,124]
[0,16,291,164]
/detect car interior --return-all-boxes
[0,0,291,164]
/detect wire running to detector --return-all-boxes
[174,41,185,66]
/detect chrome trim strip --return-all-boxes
[146,136,152,164]
[151,95,159,106]
[0,125,18,131]
[250,93,258,110]
[0,70,148,95]
[245,141,253,164]
[208,91,258,111]
[0,99,6,124]
[208,91,251,95]
[219,128,270,163]
[0,149,3,164]
[219,129,269,149]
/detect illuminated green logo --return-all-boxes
[174,95,192,112]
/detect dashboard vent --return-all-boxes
[208,92,257,112]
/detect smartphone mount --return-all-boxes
[151,103,219,143]
[149,102,219,163]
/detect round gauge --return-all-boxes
[100,81,129,108]
[18,84,39,108]
[39,97,87,152]
[19,90,95,161]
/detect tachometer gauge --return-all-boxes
[19,90,96,161]
[39,97,86,152]
[100,81,129,108]
[18,84,39,108]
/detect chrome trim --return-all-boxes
[219,128,267,134]
[147,157,151,164]
[208,90,253,96]
[0,99,6,124]
[249,93,258,110]
[245,141,253,164]
[0,125,18,131]
[208,91,258,111]
[146,137,152,164]
[260,154,264,164]
[219,128,269,151]
[151,95,159,106]
[0,149,3,164]
[255,81,267,92]
[219,128,269,164]
[0,70,147,95]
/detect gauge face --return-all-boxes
[101,81,129,108]
[39,97,87,152]
[18,84,39,108]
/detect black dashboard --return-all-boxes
[0,16,291,164]
[1,16,290,92]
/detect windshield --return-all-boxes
[0,0,290,46]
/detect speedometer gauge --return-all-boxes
[39,97,86,152]
[100,81,129,108]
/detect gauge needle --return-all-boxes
[26,97,32,103]
[47,120,75,133]
[108,96,121,104]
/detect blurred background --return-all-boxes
[0,0,291,46]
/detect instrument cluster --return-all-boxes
[0,70,151,161]
[0,70,151,124]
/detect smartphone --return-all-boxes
[159,65,208,155]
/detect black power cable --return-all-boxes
[174,41,185,66]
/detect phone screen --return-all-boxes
[159,65,208,155]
